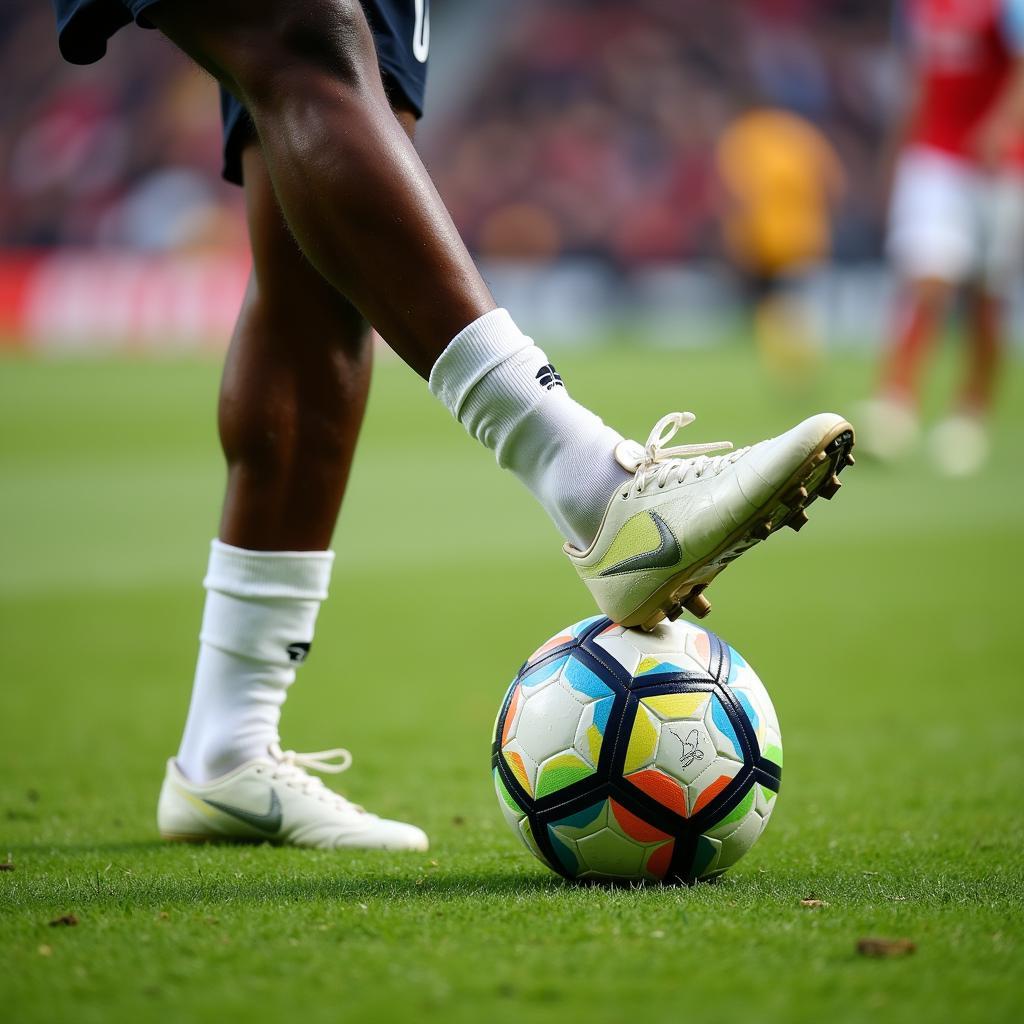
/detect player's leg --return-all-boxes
[162,105,428,848]
[961,286,1002,414]
[925,283,999,477]
[961,170,1024,417]
[139,0,852,627]
[175,141,376,788]
[881,276,953,402]
[927,171,1024,476]
[862,148,970,460]
[144,0,489,376]
[216,142,390,552]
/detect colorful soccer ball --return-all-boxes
[492,615,782,884]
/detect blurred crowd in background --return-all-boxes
[429,0,895,266]
[1,0,896,264]
[0,0,242,252]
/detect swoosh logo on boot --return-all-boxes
[203,789,282,834]
[598,510,682,577]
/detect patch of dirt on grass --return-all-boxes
[856,937,916,958]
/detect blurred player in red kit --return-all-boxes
[862,0,1024,475]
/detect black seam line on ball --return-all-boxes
[576,628,638,692]
[626,669,717,691]
[530,695,755,836]
[707,629,729,685]
[685,767,757,832]
[666,829,701,884]
[565,640,634,776]
[497,753,576,880]
[509,614,611,682]
[710,643,762,764]
[530,788,607,880]
[493,747,530,816]
[535,781,687,877]
[580,616,616,642]
[532,812,575,881]
[534,781,618,828]
[490,644,596,810]
[753,761,782,792]
[492,616,622,805]
[518,614,614,680]
[504,642,633,817]
[628,679,718,698]
[606,772,696,837]
[615,660,760,831]
[514,647,574,686]
[493,692,626,818]
[579,622,718,692]
[756,757,782,783]
[494,677,520,733]
[610,680,717,829]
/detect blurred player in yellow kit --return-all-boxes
[717,108,845,384]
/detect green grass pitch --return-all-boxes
[1,343,1022,1023]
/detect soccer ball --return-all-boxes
[492,615,782,884]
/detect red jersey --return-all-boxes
[907,0,1024,165]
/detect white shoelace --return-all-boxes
[620,412,749,495]
[266,742,365,813]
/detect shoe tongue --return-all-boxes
[614,439,645,472]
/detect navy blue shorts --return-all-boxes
[52,0,430,185]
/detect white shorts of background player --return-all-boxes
[887,144,1024,294]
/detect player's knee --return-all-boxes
[229,0,377,113]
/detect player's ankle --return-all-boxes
[175,542,334,785]
[176,736,271,784]
[506,397,630,549]
[429,309,629,547]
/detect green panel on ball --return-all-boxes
[535,752,594,798]
[715,784,755,829]
[495,769,523,814]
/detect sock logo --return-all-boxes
[536,364,564,391]
[286,642,311,664]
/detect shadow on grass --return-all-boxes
[4,839,567,906]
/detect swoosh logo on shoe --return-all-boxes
[598,510,682,577]
[203,789,282,834]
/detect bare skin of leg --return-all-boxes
[960,285,1002,414]
[881,276,953,403]
[219,110,417,551]
[145,0,495,379]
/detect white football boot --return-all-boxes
[566,411,855,629]
[158,744,428,851]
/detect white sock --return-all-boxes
[175,540,334,783]
[429,308,630,548]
